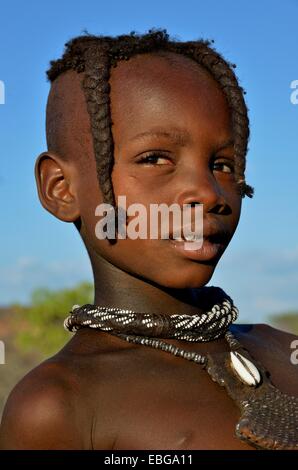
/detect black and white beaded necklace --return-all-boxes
[64,288,298,450]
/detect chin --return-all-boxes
[150,263,217,289]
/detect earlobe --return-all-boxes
[35,151,80,222]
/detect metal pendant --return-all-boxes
[205,349,298,450]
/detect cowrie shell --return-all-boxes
[72,304,80,312]
[230,351,261,386]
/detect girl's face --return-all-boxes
[78,52,242,288]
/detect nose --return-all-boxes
[175,166,230,216]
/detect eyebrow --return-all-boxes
[130,128,192,146]
[130,128,234,152]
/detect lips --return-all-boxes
[167,221,230,261]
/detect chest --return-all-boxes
[92,357,258,450]
[89,336,298,450]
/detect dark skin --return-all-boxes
[0,53,297,450]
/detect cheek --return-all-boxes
[75,165,154,265]
[112,164,149,198]
[111,163,174,208]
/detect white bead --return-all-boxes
[230,351,261,386]
[72,304,80,311]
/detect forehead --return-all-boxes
[109,52,232,149]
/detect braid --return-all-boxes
[82,42,115,207]
[47,29,254,213]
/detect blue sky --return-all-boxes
[0,0,297,324]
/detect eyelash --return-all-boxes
[137,152,235,174]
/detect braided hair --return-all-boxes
[47,29,254,212]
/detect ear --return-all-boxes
[35,151,80,222]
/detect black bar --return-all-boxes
[0,450,297,467]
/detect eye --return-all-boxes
[136,152,173,166]
[213,159,235,174]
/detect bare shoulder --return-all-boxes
[255,322,297,339]
[233,322,298,353]
[231,323,298,395]
[0,330,128,450]
[0,354,88,449]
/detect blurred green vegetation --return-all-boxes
[13,282,94,357]
[269,311,298,335]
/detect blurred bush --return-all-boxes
[269,311,298,335]
[13,282,93,357]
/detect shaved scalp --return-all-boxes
[46,71,94,175]
[46,29,254,207]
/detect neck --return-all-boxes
[89,251,207,315]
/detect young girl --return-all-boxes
[0,30,297,450]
